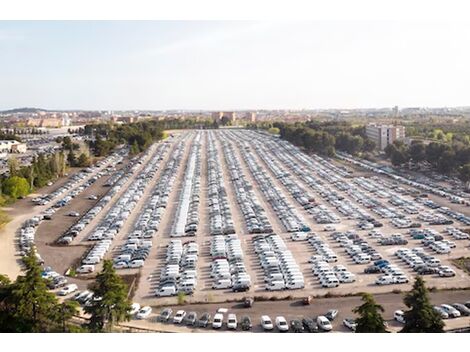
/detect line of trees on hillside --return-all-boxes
[272,122,376,156]
[385,140,470,186]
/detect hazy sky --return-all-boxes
[1,21,470,110]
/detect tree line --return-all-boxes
[272,121,376,156]
[384,140,470,186]
[83,118,216,157]
[0,250,131,332]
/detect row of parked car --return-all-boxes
[336,152,470,209]
[57,149,148,245]
[206,132,235,235]
[78,143,171,273]
[395,247,456,277]
[246,130,466,282]
[220,136,273,234]
[32,149,125,206]
[210,234,251,290]
[395,300,470,323]
[172,132,201,237]
[253,234,305,290]
[151,306,338,332]
[155,239,199,296]
[113,138,185,270]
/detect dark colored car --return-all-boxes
[302,318,319,333]
[157,308,172,322]
[240,316,252,331]
[452,303,470,316]
[197,313,211,328]
[364,265,381,274]
[232,284,250,292]
[290,319,304,333]
[183,311,197,326]
[325,309,338,321]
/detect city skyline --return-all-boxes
[2,21,470,110]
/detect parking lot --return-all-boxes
[20,129,469,314]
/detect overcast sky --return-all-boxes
[1,21,470,110]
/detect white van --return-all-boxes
[266,280,286,291]
[83,256,100,265]
[155,285,176,297]
[115,254,132,262]
[286,280,305,289]
[212,279,232,289]
[76,264,95,273]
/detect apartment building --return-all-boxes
[365,124,406,150]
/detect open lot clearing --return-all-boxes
[8,129,470,331]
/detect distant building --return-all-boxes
[0,140,27,154]
[365,124,406,150]
[245,112,257,122]
[212,111,237,123]
[26,117,63,128]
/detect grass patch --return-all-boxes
[452,257,470,275]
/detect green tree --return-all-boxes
[390,148,408,166]
[401,276,444,333]
[2,176,30,199]
[409,142,426,163]
[77,153,91,167]
[458,163,470,190]
[353,293,387,333]
[130,140,140,155]
[7,157,19,176]
[1,249,78,332]
[85,260,131,332]
[67,150,77,167]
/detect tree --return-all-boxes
[67,150,77,167]
[77,153,91,167]
[1,249,78,332]
[401,276,444,333]
[390,148,408,166]
[2,176,30,199]
[458,163,470,190]
[7,157,19,176]
[130,140,140,155]
[85,260,131,332]
[353,293,387,333]
[363,138,376,153]
[409,142,426,163]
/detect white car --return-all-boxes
[439,266,456,277]
[136,306,152,319]
[212,313,224,329]
[343,318,357,331]
[128,260,144,268]
[129,302,141,315]
[58,284,78,296]
[227,314,238,330]
[173,310,186,324]
[441,304,461,318]
[316,315,332,331]
[394,310,405,324]
[113,261,129,269]
[261,315,274,330]
[275,316,289,332]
